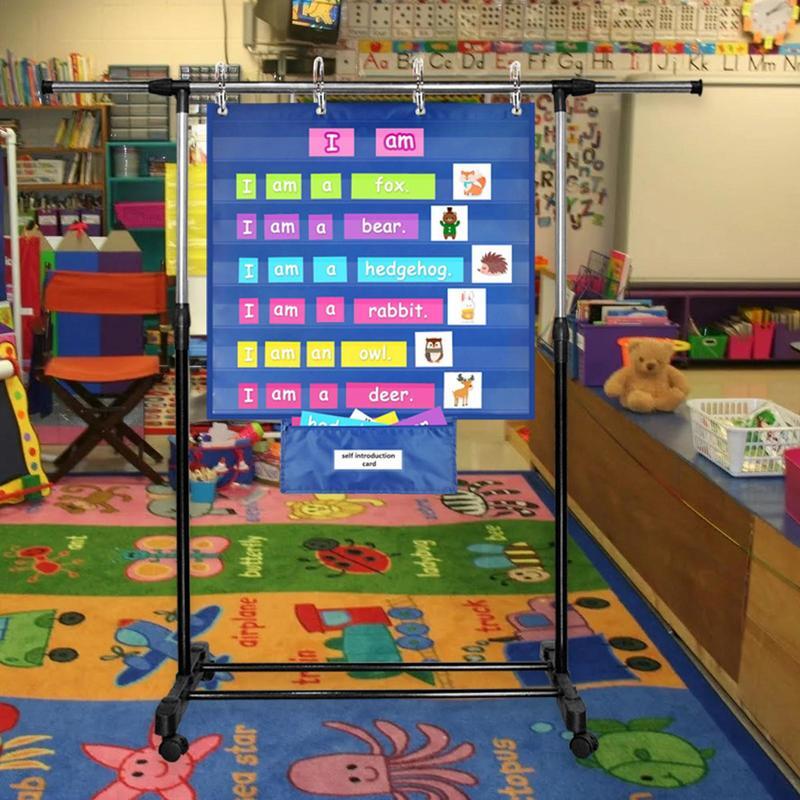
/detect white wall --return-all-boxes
[0,0,264,80]
[616,85,800,284]
[4,0,799,283]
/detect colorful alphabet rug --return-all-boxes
[0,473,793,799]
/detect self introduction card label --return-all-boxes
[334,449,404,470]
[207,103,535,419]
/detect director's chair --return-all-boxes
[37,271,168,483]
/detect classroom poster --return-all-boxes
[207,103,534,419]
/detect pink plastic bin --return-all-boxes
[728,334,754,360]
[753,323,775,360]
[114,201,165,229]
[787,448,800,523]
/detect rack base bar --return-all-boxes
[203,660,549,673]
[187,688,560,701]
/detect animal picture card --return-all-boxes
[431,205,469,242]
[453,163,492,200]
[472,245,513,284]
[414,331,454,368]
[444,371,483,410]
[447,288,487,326]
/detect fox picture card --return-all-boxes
[207,102,534,419]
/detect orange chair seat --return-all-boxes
[45,355,160,383]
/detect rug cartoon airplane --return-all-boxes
[112,606,232,689]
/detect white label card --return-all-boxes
[334,449,404,470]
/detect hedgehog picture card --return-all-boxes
[471,245,513,284]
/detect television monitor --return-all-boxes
[255,0,343,45]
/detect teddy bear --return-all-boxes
[603,338,689,413]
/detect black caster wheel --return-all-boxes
[202,670,215,682]
[569,732,599,759]
[159,734,189,762]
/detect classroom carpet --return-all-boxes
[0,472,794,799]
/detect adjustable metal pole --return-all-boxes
[174,88,192,675]
[552,85,571,676]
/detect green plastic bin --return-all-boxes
[689,334,728,360]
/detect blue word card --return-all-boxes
[207,102,534,419]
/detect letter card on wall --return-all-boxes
[207,102,534,419]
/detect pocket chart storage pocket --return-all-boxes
[280,422,457,494]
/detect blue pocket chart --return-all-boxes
[207,102,535,419]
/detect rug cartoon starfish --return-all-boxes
[82,725,221,799]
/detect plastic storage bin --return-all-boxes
[576,322,679,387]
[189,480,216,504]
[36,209,59,236]
[786,449,800,523]
[80,209,102,236]
[687,398,800,477]
[618,337,690,366]
[114,201,165,228]
[727,334,754,360]
[280,421,457,494]
[752,324,775,359]
[17,158,65,184]
[688,334,728,360]
[113,145,140,177]
[168,435,254,489]
[772,324,800,361]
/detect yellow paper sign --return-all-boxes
[265,341,301,368]
[165,163,207,276]
[341,341,407,368]
[237,341,259,368]
[306,341,336,367]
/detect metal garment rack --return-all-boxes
[44,72,701,763]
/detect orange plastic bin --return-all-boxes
[617,337,690,366]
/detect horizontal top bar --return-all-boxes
[44,78,701,97]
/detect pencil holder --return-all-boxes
[189,479,216,504]
[280,421,457,494]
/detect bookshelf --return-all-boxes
[626,283,800,365]
[105,140,176,271]
[18,146,103,154]
[1,104,110,232]
[18,183,104,191]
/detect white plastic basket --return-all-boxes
[687,398,800,477]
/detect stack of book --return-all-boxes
[0,51,96,106]
[577,299,671,326]
[54,110,101,148]
[741,306,800,330]
[58,152,100,185]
